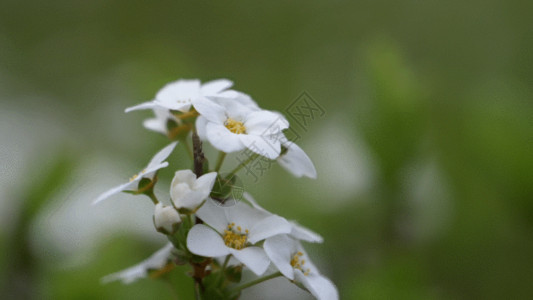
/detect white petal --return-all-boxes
[101,243,174,284]
[278,142,317,179]
[264,235,296,279]
[244,110,289,136]
[224,202,269,232]
[239,134,280,160]
[196,199,229,234]
[143,118,167,134]
[125,101,157,113]
[230,247,270,276]
[200,79,233,95]
[146,142,178,169]
[295,272,339,300]
[206,123,246,153]
[140,162,169,179]
[156,79,200,103]
[171,169,197,187]
[248,215,291,244]
[186,224,230,257]
[195,116,208,140]
[193,97,226,123]
[174,190,207,210]
[289,221,323,243]
[193,172,218,195]
[93,180,137,205]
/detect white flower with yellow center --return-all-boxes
[153,203,181,233]
[194,97,289,159]
[93,142,178,204]
[170,170,218,210]
[186,200,291,275]
[101,243,175,284]
[277,139,317,179]
[264,235,338,300]
[125,79,234,113]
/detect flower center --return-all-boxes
[225,118,246,134]
[223,223,249,250]
[290,252,311,276]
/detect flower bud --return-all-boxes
[154,203,181,233]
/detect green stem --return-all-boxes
[214,151,226,172]
[231,271,282,293]
[194,281,202,300]
[183,138,194,161]
[146,190,159,205]
[226,153,259,179]
[221,255,231,271]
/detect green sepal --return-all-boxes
[224,265,243,283]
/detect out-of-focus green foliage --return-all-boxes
[0,0,532,299]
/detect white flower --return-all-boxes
[102,243,175,284]
[186,200,291,275]
[154,203,181,233]
[277,140,317,179]
[264,235,338,300]
[243,192,323,243]
[170,170,218,210]
[125,79,234,113]
[194,97,289,159]
[93,142,178,204]
[143,107,179,135]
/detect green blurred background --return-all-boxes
[1,0,532,299]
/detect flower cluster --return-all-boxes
[95,79,336,299]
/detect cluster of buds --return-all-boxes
[94,79,338,299]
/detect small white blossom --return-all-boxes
[170,170,218,210]
[264,235,338,300]
[186,200,291,275]
[154,203,181,233]
[101,243,175,284]
[125,79,234,113]
[243,192,323,243]
[194,97,289,159]
[278,140,317,179]
[93,142,178,204]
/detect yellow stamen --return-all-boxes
[129,174,139,182]
[225,118,246,134]
[290,252,310,276]
[223,224,248,250]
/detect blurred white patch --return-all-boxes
[241,276,313,300]
[30,155,167,268]
[301,117,376,210]
[401,157,452,242]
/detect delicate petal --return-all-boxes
[248,215,291,244]
[171,169,197,187]
[224,202,269,233]
[278,142,317,179]
[295,272,339,300]
[193,97,226,123]
[125,101,157,113]
[196,199,229,234]
[101,243,174,284]
[244,110,289,136]
[156,79,200,108]
[174,190,207,210]
[200,79,233,95]
[206,123,246,153]
[239,134,281,160]
[264,235,296,279]
[195,116,208,140]
[143,118,166,134]
[289,221,323,243]
[139,162,169,179]
[146,142,178,169]
[230,247,270,276]
[187,224,230,257]
[193,172,218,194]
[93,180,137,205]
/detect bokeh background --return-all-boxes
[1,1,532,299]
